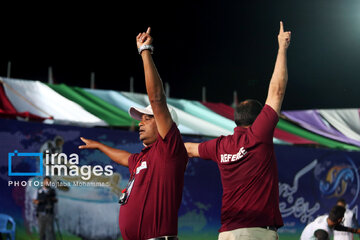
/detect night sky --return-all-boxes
[1,1,360,110]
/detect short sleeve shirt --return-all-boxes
[119,123,188,240]
[199,104,283,232]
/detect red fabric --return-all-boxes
[119,123,188,240]
[0,83,46,121]
[201,101,234,120]
[274,128,316,145]
[0,83,17,114]
[199,105,283,232]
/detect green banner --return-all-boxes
[48,84,136,126]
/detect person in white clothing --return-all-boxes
[334,199,359,240]
[314,229,329,240]
[300,206,360,240]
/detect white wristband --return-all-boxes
[138,45,154,55]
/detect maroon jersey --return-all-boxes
[199,105,283,232]
[119,123,188,240]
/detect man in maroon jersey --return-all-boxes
[79,27,188,240]
[185,21,291,240]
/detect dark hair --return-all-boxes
[336,198,346,205]
[234,99,263,126]
[328,205,345,222]
[44,176,51,181]
[314,229,329,240]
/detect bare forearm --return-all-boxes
[270,48,288,91]
[97,143,130,167]
[141,51,166,104]
[185,142,200,158]
[267,48,288,103]
[79,137,129,166]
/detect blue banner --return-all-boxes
[276,145,360,238]
[0,118,359,240]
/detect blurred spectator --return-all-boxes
[33,176,57,240]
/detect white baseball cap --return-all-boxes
[129,104,178,125]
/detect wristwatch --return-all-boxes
[138,45,154,55]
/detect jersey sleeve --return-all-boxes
[198,138,219,162]
[157,123,188,162]
[249,104,279,143]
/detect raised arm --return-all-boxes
[185,142,200,158]
[265,21,291,115]
[79,137,130,167]
[136,27,173,139]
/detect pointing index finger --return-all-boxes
[279,21,284,33]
